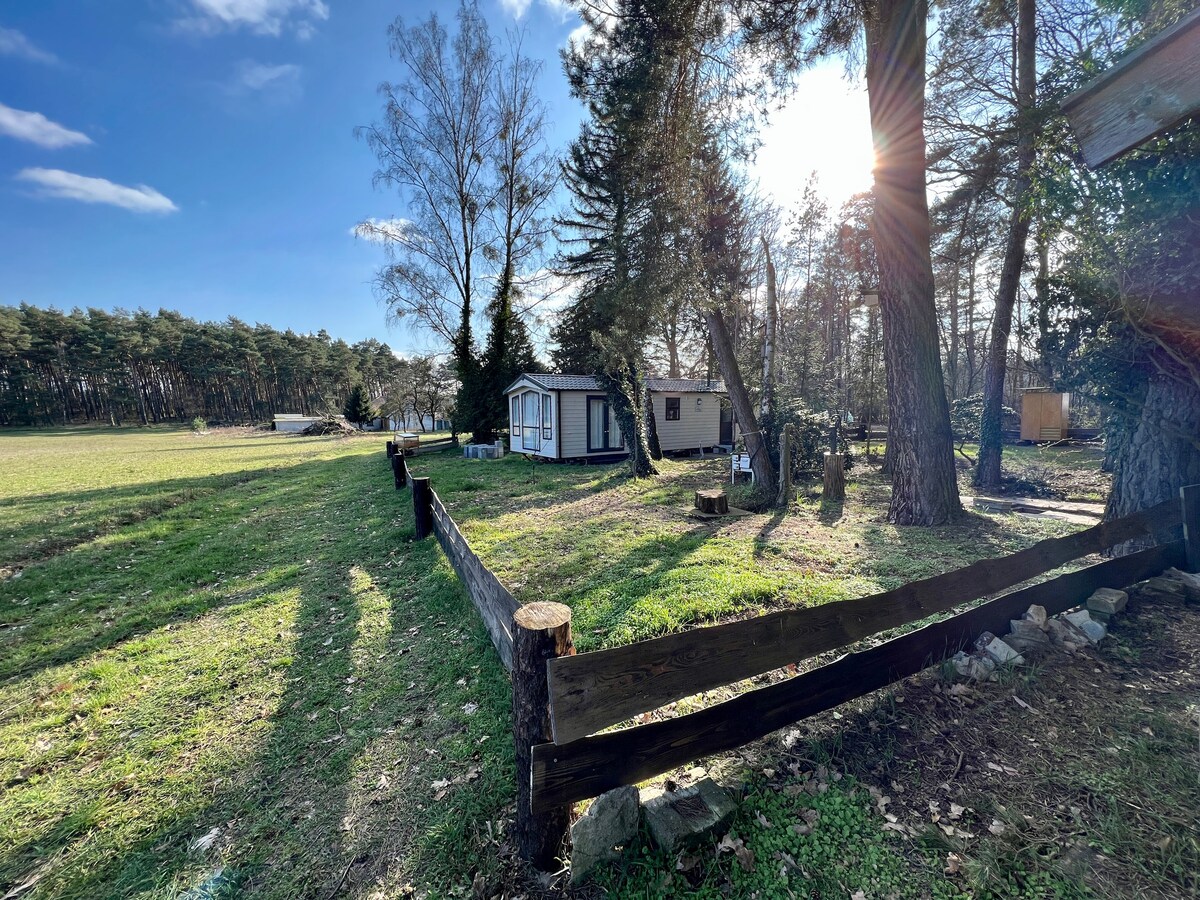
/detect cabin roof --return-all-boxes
[505,373,726,394]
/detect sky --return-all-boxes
[0,0,872,356]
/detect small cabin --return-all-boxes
[1020,390,1071,441]
[504,374,728,461]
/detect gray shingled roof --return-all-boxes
[506,373,726,393]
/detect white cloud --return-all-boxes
[0,26,58,64]
[499,0,533,17]
[229,60,302,100]
[16,168,179,214]
[0,103,91,149]
[352,217,413,243]
[540,0,573,22]
[178,0,329,37]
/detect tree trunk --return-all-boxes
[1107,370,1200,553]
[705,308,777,489]
[645,385,663,460]
[598,369,657,478]
[975,0,1036,490]
[865,0,961,525]
[760,235,778,423]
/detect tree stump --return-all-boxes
[695,490,729,515]
[823,452,846,503]
[513,601,575,870]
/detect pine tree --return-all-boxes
[343,383,375,430]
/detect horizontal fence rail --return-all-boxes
[546,496,1181,744]
[532,540,1186,809]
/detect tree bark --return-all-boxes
[760,235,778,423]
[865,0,962,524]
[975,0,1036,490]
[705,308,777,489]
[1106,370,1200,553]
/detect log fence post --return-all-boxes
[513,602,574,870]
[823,452,846,503]
[386,439,396,459]
[412,476,432,539]
[1183,483,1200,571]
[392,451,408,490]
[777,423,793,506]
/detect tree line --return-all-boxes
[0,304,451,428]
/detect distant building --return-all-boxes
[273,414,327,433]
[504,373,730,461]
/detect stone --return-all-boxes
[979,636,1024,666]
[570,785,640,884]
[642,778,737,854]
[1023,605,1048,627]
[1134,576,1186,601]
[1063,609,1106,644]
[1008,619,1050,643]
[951,651,997,680]
[1087,588,1128,617]
[1045,618,1087,651]
[1162,568,1200,602]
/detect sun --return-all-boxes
[752,61,875,210]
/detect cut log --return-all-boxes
[513,602,575,870]
[822,452,845,503]
[695,490,729,515]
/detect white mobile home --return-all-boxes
[504,374,729,461]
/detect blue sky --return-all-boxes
[0,1,871,355]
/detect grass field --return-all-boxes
[3,428,1193,899]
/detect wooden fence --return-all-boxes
[387,448,1197,868]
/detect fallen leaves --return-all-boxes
[717,833,755,872]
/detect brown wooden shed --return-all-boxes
[1020,390,1070,441]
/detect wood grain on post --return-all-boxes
[823,452,845,503]
[1182,483,1200,571]
[392,451,408,489]
[778,423,794,506]
[411,477,432,539]
[513,601,574,870]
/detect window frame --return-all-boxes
[542,393,553,440]
[510,394,520,436]
[586,395,624,452]
[664,396,681,421]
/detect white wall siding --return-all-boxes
[653,393,722,451]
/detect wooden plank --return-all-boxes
[532,541,1184,810]
[1061,8,1200,167]
[547,497,1179,743]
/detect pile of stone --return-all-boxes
[570,776,737,884]
[949,567,1198,681]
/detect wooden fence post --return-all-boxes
[1183,483,1200,571]
[412,477,432,539]
[777,423,794,507]
[513,602,574,870]
[392,451,408,490]
[386,440,395,459]
[823,452,845,503]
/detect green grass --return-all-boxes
[0,429,1123,898]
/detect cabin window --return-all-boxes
[542,393,553,439]
[664,397,681,421]
[587,396,623,452]
[521,391,541,451]
[510,395,520,436]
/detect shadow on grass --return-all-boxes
[0,451,520,899]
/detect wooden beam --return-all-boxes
[531,541,1184,810]
[546,497,1178,743]
[1062,8,1200,168]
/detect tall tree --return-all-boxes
[973,0,1038,489]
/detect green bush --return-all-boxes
[191,417,207,433]
[762,400,854,477]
